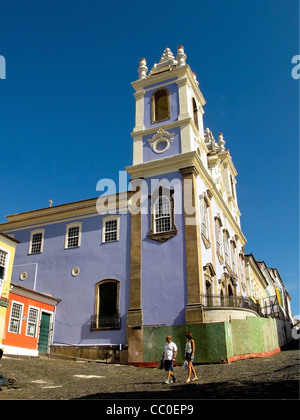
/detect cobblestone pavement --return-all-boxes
[0,340,299,401]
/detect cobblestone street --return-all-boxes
[0,340,299,401]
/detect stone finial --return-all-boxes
[176,45,186,67]
[159,47,176,64]
[192,72,199,85]
[138,58,148,79]
[204,128,218,151]
[218,133,226,152]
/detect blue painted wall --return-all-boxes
[141,171,187,327]
[9,212,131,347]
[142,125,181,163]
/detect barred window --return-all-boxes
[29,229,45,254]
[31,233,42,253]
[9,302,23,334]
[65,223,82,249]
[0,250,7,280]
[68,226,79,247]
[102,217,119,243]
[154,196,171,233]
[26,307,39,337]
[105,220,118,242]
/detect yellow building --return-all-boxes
[245,254,269,305]
[0,232,19,346]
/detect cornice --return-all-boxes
[130,117,191,139]
[0,192,133,231]
[131,64,205,106]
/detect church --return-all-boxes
[0,46,293,364]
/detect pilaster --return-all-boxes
[126,182,143,363]
[180,166,204,323]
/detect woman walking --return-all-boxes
[185,332,198,383]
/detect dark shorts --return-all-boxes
[164,359,174,372]
[185,352,192,362]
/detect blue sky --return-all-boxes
[0,0,299,315]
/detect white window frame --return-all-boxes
[154,195,172,234]
[215,218,222,257]
[239,254,245,285]
[200,195,209,240]
[102,216,120,243]
[65,222,82,249]
[8,301,24,334]
[0,248,8,282]
[28,229,45,254]
[26,305,39,338]
[230,240,237,274]
[223,230,230,266]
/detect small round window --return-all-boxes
[72,267,80,277]
[152,137,171,154]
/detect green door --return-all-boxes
[38,313,51,353]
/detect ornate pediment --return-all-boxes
[148,127,175,154]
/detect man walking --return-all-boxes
[163,335,178,384]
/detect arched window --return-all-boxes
[214,216,223,260]
[152,88,170,123]
[223,229,230,266]
[154,195,171,233]
[192,98,199,130]
[200,195,209,240]
[91,280,120,330]
[147,186,178,242]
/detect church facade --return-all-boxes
[0,47,292,363]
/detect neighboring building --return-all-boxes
[0,232,19,346]
[2,284,60,356]
[244,254,269,306]
[0,47,294,363]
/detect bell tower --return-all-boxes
[126,47,210,364]
[126,47,245,364]
[129,46,207,171]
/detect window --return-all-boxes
[102,216,120,243]
[0,249,7,280]
[239,254,245,285]
[152,88,170,123]
[230,240,237,274]
[192,98,199,130]
[230,175,236,200]
[65,222,82,248]
[92,280,120,330]
[200,194,210,243]
[147,187,178,242]
[29,229,45,254]
[26,307,39,337]
[154,196,171,233]
[214,216,223,258]
[223,230,230,266]
[9,302,23,334]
